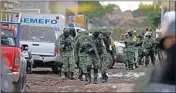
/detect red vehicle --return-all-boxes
[1,25,27,92]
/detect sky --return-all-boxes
[100,1,153,12]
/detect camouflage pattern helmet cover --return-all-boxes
[63,27,70,36]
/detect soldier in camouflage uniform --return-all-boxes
[135,33,145,65]
[58,27,75,79]
[125,31,135,70]
[100,28,116,83]
[154,37,163,61]
[101,28,116,69]
[88,30,106,84]
[74,31,83,81]
[75,31,92,84]
[56,35,64,76]
[142,32,155,67]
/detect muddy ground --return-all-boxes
[26,63,153,92]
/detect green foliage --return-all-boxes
[104,4,119,13]
[78,1,104,19]
[78,1,119,20]
[147,11,161,29]
[147,2,161,29]
[133,2,161,29]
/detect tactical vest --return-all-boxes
[103,36,111,53]
[79,37,91,54]
[145,38,154,49]
[63,36,73,52]
[94,37,103,55]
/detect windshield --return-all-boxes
[1,29,14,36]
[1,36,16,47]
[20,25,56,42]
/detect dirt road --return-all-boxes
[26,63,152,92]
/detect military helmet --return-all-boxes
[63,27,70,36]
[63,27,70,32]
[93,29,100,38]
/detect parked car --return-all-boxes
[20,25,59,74]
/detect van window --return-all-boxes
[20,25,56,42]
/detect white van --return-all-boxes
[19,13,65,73]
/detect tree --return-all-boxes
[147,1,161,29]
[147,10,161,29]
[78,1,120,20]
[133,2,161,29]
[104,4,119,13]
[78,1,104,20]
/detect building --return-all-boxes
[161,1,175,12]
[13,1,50,13]
[122,10,134,21]
[12,1,78,15]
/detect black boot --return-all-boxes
[93,77,98,84]
[85,73,91,85]
[101,73,105,83]
[69,72,75,80]
[129,64,134,70]
[135,63,138,68]
[78,72,84,81]
[125,64,130,70]
[105,73,108,83]
[64,72,69,80]
[58,70,62,77]
[101,72,108,83]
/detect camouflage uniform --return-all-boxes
[135,34,145,65]
[74,31,92,83]
[56,35,64,76]
[154,37,163,61]
[125,32,135,70]
[101,30,115,83]
[74,32,83,80]
[89,30,105,84]
[102,31,116,69]
[58,28,75,79]
[142,33,155,67]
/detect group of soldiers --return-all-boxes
[56,27,116,85]
[121,28,163,70]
